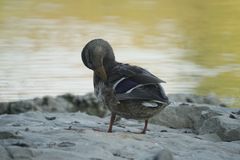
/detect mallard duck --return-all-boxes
[81,39,169,134]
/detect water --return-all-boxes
[0,0,239,106]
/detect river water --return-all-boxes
[0,0,239,106]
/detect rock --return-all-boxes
[45,116,57,120]
[232,110,240,115]
[5,146,36,159]
[0,145,12,160]
[0,93,230,117]
[153,149,174,160]
[1,92,240,142]
[151,103,224,129]
[7,100,39,114]
[57,142,76,147]
[39,96,74,112]
[0,93,107,117]
[11,142,30,147]
[1,93,239,143]
[199,115,240,141]
[0,131,22,139]
[229,114,237,119]
[64,93,108,117]
[168,94,226,106]
[151,103,240,141]
[0,112,240,160]
[0,103,8,115]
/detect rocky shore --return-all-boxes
[0,93,240,160]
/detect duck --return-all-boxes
[81,39,169,134]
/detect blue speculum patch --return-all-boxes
[115,78,138,94]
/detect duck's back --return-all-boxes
[108,63,168,101]
[104,63,169,119]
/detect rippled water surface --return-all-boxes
[0,0,240,106]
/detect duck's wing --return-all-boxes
[109,63,169,104]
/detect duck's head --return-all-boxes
[81,39,115,81]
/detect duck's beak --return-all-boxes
[95,65,107,81]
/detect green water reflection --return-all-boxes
[0,0,239,106]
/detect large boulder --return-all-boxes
[151,103,240,141]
